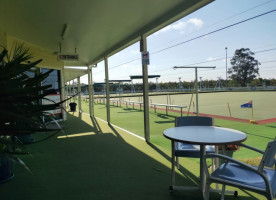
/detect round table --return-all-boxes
[163,126,247,145]
[163,126,247,195]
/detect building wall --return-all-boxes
[6,35,64,70]
[0,31,67,120]
[0,28,7,49]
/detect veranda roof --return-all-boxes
[0,0,214,67]
[64,68,88,82]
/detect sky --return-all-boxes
[80,0,276,84]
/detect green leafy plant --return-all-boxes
[0,43,68,170]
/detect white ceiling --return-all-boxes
[64,68,88,82]
[0,0,214,67]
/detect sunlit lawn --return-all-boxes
[78,98,276,161]
[1,101,271,200]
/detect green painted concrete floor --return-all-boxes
[0,112,266,200]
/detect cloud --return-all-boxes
[130,49,139,55]
[206,57,227,63]
[187,18,203,28]
[118,63,142,77]
[206,57,215,61]
[160,20,186,33]
[149,64,157,69]
[158,18,203,34]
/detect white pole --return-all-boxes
[225,47,228,83]
[141,34,150,142]
[70,80,73,102]
[104,57,110,124]
[77,77,81,114]
[60,68,67,120]
[87,66,92,116]
[173,66,216,117]
[73,79,75,102]
[91,67,95,116]
[195,68,199,116]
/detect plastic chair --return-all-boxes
[203,138,276,200]
[174,116,215,169]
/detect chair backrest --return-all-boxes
[175,116,213,127]
[259,138,276,170]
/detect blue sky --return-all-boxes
[81,0,276,84]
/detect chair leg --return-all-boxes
[266,191,273,200]
[221,184,225,200]
[171,141,176,186]
[172,157,175,186]
[214,154,219,190]
[176,157,180,170]
[204,181,210,200]
[211,158,214,172]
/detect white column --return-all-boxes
[90,67,95,116]
[195,68,199,116]
[77,76,81,113]
[141,34,150,142]
[104,57,110,124]
[70,80,72,102]
[73,79,76,102]
[66,82,69,106]
[87,66,92,116]
[60,67,67,120]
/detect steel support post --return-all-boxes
[87,66,92,116]
[195,68,199,116]
[60,68,67,120]
[77,77,81,113]
[90,67,95,116]
[104,57,110,124]
[141,34,150,142]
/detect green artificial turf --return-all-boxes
[128,91,276,121]
[79,99,275,160]
[0,111,267,200]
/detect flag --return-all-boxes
[241,101,253,108]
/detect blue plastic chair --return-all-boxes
[174,116,215,169]
[203,138,276,200]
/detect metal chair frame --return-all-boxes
[174,116,214,169]
[203,138,276,200]
[171,116,215,191]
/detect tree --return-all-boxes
[228,48,260,87]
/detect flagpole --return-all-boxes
[250,100,255,124]
[251,106,253,120]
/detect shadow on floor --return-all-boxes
[0,113,258,200]
[147,142,200,186]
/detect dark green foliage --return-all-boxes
[0,44,73,172]
[0,44,67,139]
[228,48,260,87]
[0,44,64,137]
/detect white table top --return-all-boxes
[163,126,247,145]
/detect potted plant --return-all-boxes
[218,144,240,165]
[69,102,77,112]
[0,43,68,183]
[0,138,14,183]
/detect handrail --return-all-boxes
[204,153,271,193]
[239,143,265,154]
